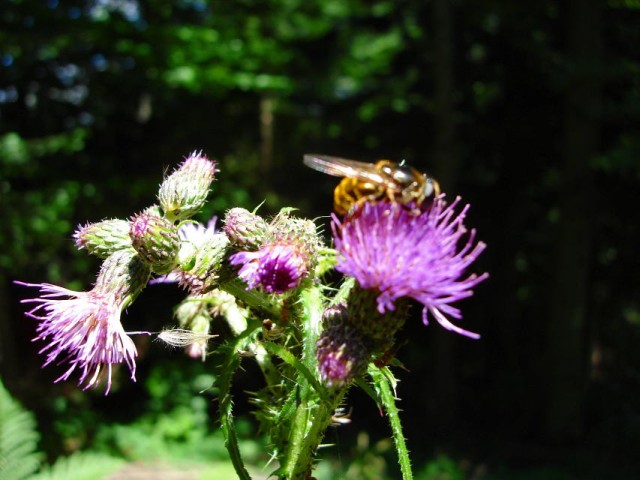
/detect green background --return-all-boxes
[1,0,639,478]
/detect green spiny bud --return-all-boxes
[223,207,269,250]
[178,233,230,294]
[271,209,323,255]
[129,213,181,274]
[94,249,151,306]
[158,151,217,221]
[74,219,132,258]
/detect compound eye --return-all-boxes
[391,167,415,185]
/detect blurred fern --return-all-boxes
[29,452,124,480]
[0,379,42,480]
[0,379,124,480]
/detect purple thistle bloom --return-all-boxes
[230,241,309,294]
[332,198,488,339]
[17,283,138,394]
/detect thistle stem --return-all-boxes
[279,283,340,479]
[219,276,281,318]
[369,365,413,480]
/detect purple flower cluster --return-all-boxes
[332,198,488,339]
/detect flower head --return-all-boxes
[149,216,220,286]
[176,232,230,294]
[332,198,488,339]
[230,240,310,294]
[228,208,322,294]
[17,249,151,393]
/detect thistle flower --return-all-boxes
[229,240,310,294]
[179,216,219,246]
[17,249,151,393]
[158,151,217,221]
[229,209,322,294]
[332,198,488,339]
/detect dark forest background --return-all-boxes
[1,0,639,478]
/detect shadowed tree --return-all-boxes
[545,0,602,440]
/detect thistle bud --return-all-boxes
[74,219,132,258]
[158,151,217,221]
[129,213,181,274]
[143,204,163,217]
[346,286,409,342]
[178,233,230,294]
[94,248,151,306]
[223,208,269,250]
[272,210,323,275]
[316,321,371,389]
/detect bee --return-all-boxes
[303,154,440,215]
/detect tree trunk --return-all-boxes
[259,93,275,181]
[0,276,19,386]
[429,0,458,427]
[545,0,602,440]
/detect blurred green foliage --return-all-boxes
[1,0,639,478]
[0,378,124,480]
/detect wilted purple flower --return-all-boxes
[332,198,488,339]
[17,249,150,393]
[229,241,310,294]
[18,284,137,394]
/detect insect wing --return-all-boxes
[303,154,388,185]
